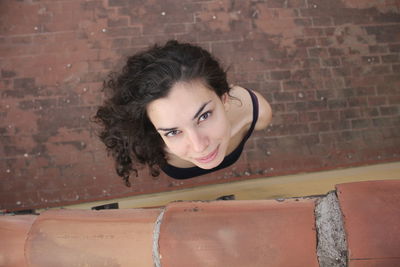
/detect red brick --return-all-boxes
[108,0,128,7]
[307,100,328,110]
[273,91,295,101]
[287,0,307,8]
[379,106,398,116]
[317,37,335,46]
[368,96,387,106]
[348,96,368,107]
[270,103,286,113]
[107,27,141,37]
[389,44,400,53]
[368,45,388,54]
[372,117,394,127]
[322,57,342,67]
[361,107,379,117]
[303,27,325,36]
[294,18,312,26]
[340,108,362,119]
[294,38,317,47]
[388,95,400,105]
[11,36,33,45]
[319,110,340,121]
[362,56,381,64]
[164,23,186,34]
[332,66,352,77]
[310,122,330,132]
[286,101,307,112]
[292,69,311,79]
[377,84,400,95]
[298,111,319,122]
[312,17,333,26]
[351,118,370,129]
[384,74,400,83]
[381,54,399,63]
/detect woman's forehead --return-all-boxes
[150,81,216,108]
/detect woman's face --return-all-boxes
[146,80,231,169]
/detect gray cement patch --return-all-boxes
[315,191,348,267]
[153,209,165,267]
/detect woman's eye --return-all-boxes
[199,111,212,122]
[165,130,180,137]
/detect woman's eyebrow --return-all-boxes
[192,100,212,120]
[156,100,212,131]
[157,127,178,132]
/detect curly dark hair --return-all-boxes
[94,40,230,186]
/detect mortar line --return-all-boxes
[152,208,165,267]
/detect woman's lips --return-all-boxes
[195,146,219,164]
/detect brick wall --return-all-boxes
[1,0,399,211]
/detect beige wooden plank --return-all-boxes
[43,161,400,211]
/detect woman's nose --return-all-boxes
[187,130,208,153]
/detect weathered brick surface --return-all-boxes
[1,0,399,211]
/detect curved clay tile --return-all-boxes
[157,199,319,267]
[24,209,161,267]
[0,180,399,267]
[0,215,36,267]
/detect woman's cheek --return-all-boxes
[209,113,230,138]
[164,138,186,156]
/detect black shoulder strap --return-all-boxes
[242,88,259,142]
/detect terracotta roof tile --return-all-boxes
[0,215,36,267]
[1,180,399,266]
[158,200,319,267]
[25,208,162,267]
[350,259,400,267]
[336,180,400,267]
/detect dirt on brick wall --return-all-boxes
[1,0,399,211]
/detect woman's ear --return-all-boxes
[222,93,230,111]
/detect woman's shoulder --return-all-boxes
[228,85,272,131]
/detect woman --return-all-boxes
[95,40,272,186]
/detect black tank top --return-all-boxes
[161,88,259,179]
